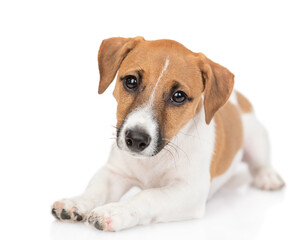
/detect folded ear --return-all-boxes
[98,36,144,94]
[198,53,234,124]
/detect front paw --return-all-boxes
[51,199,86,222]
[87,203,138,232]
[252,167,285,191]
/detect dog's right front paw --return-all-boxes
[51,199,86,222]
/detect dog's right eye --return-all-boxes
[122,75,138,91]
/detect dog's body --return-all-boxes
[52,37,285,231]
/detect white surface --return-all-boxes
[0,0,302,239]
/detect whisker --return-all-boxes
[162,148,177,169]
[162,138,190,163]
[161,139,179,168]
[178,131,197,138]
[166,143,179,160]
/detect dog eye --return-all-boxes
[171,91,188,105]
[123,75,138,90]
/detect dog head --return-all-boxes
[98,37,234,157]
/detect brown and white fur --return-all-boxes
[51,37,285,231]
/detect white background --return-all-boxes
[0,0,302,239]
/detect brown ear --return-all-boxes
[198,53,234,124]
[98,36,144,94]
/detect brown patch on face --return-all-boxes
[236,91,253,113]
[114,40,204,141]
[210,102,243,179]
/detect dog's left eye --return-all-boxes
[171,91,188,105]
[123,75,138,91]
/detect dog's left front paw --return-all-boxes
[87,203,138,232]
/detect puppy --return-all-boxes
[51,37,285,231]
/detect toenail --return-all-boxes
[51,208,59,220]
[94,221,103,230]
[61,209,71,220]
[73,212,83,221]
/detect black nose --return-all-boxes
[125,129,151,152]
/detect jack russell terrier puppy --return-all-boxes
[51,37,285,231]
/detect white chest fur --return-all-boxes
[108,107,217,191]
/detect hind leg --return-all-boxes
[242,113,285,190]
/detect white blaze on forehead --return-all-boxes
[118,57,170,157]
[148,57,170,105]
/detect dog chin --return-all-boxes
[128,151,151,159]
[116,142,160,159]
[119,147,153,159]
